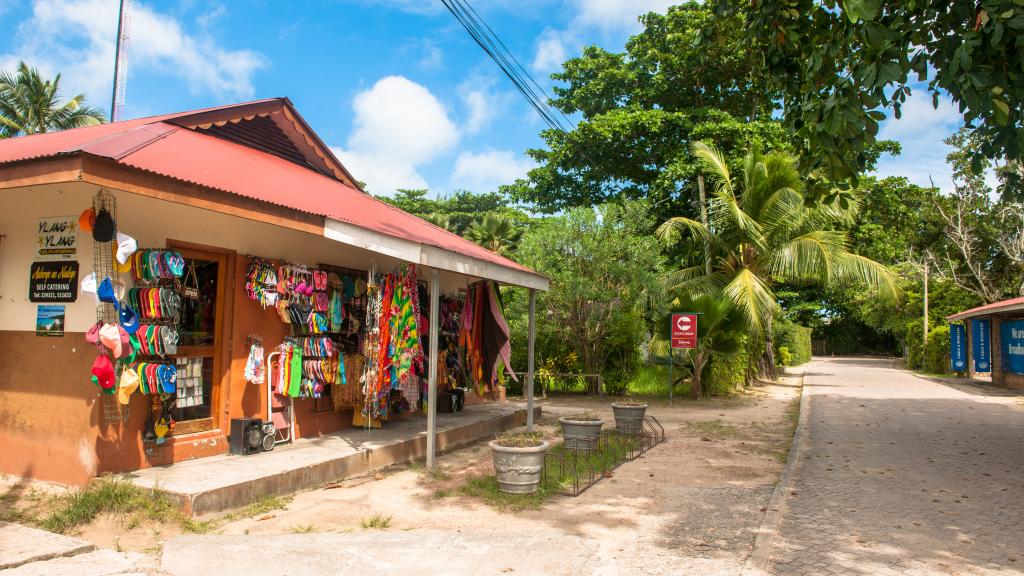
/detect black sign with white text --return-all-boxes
[29,261,79,302]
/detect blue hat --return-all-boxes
[119,306,139,335]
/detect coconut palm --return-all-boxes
[651,290,746,398]
[465,213,522,256]
[0,62,105,138]
[656,143,899,347]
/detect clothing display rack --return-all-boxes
[265,350,295,446]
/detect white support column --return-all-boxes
[526,288,537,432]
[426,268,441,470]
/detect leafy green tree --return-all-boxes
[656,143,900,364]
[0,62,105,137]
[464,213,522,256]
[515,201,664,379]
[380,189,530,235]
[506,3,790,219]
[706,0,1024,195]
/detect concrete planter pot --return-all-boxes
[611,403,648,435]
[489,440,550,494]
[558,417,604,452]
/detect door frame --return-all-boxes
[167,239,236,435]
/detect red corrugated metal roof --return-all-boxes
[0,99,537,276]
[947,297,1024,321]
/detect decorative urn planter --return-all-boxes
[558,415,604,452]
[489,438,550,494]
[611,402,648,435]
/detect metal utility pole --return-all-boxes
[923,261,929,350]
[110,0,133,122]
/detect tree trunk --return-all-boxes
[759,338,777,381]
[692,351,706,399]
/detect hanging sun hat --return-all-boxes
[92,208,116,242]
[85,321,102,344]
[118,367,140,405]
[115,232,138,265]
[119,306,140,335]
[91,354,115,393]
[97,277,119,305]
[98,323,123,358]
[80,273,98,298]
[78,208,96,232]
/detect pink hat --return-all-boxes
[98,323,123,358]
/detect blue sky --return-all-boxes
[0,0,970,197]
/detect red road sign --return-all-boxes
[671,313,698,349]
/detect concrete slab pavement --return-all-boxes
[0,549,138,576]
[161,530,599,576]
[0,522,95,570]
[762,357,1024,576]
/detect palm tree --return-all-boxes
[651,290,746,398]
[656,143,899,369]
[465,213,522,256]
[0,62,105,138]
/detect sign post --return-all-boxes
[670,313,698,404]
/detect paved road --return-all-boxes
[768,357,1024,576]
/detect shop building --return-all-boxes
[947,297,1024,389]
[0,98,547,486]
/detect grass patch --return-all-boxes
[622,365,692,398]
[459,435,639,512]
[38,477,190,535]
[223,494,293,521]
[360,513,392,529]
[410,461,451,482]
[290,523,316,533]
[777,397,802,464]
[680,420,742,439]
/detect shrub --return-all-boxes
[775,320,812,365]
[777,346,793,366]
[707,333,750,395]
[922,325,951,374]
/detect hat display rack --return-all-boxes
[92,189,118,325]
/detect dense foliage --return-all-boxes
[706,1,1024,198]
[774,320,812,366]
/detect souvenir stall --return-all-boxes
[0,97,547,485]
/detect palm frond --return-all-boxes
[765,230,848,283]
[723,268,780,336]
[832,252,902,302]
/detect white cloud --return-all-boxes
[335,75,460,195]
[461,75,508,134]
[451,149,536,192]
[532,28,568,72]
[874,90,963,192]
[0,0,266,116]
[573,0,674,33]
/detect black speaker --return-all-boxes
[229,417,264,455]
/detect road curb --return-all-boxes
[739,363,812,576]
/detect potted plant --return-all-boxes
[611,399,648,435]
[558,411,604,452]
[489,432,549,494]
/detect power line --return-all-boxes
[440,0,572,134]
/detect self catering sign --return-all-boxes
[671,313,698,349]
[29,261,79,302]
[972,318,991,372]
[949,323,966,371]
[37,215,77,260]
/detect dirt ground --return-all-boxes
[2,374,801,574]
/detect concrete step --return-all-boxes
[0,522,95,570]
[0,549,136,576]
[131,403,540,517]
